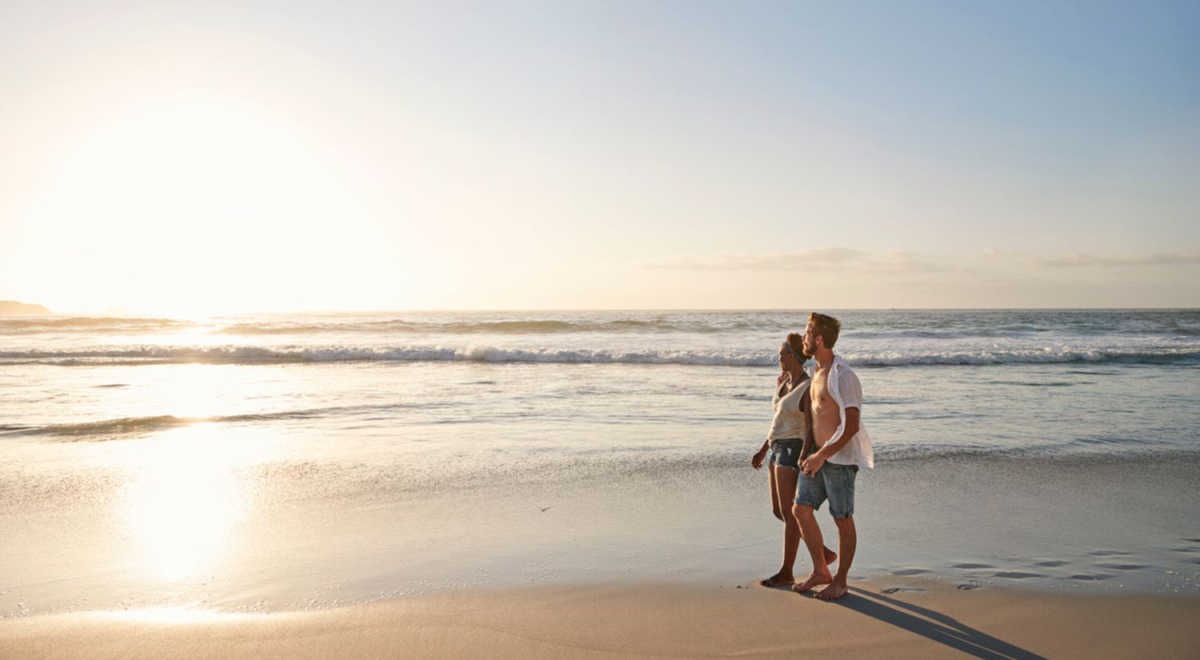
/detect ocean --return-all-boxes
[2,310,1199,616]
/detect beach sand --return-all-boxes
[3,578,1198,659]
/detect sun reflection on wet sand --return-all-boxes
[99,606,248,623]
[121,425,275,582]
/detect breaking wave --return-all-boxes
[0,403,428,438]
[6,311,1199,341]
[0,317,196,333]
[214,319,693,335]
[2,344,1197,367]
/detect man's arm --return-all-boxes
[816,407,859,457]
[801,408,859,475]
[807,368,863,463]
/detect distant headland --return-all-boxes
[0,300,53,316]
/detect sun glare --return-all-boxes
[24,95,377,316]
[121,425,273,581]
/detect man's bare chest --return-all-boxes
[811,372,836,416]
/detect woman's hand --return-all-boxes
[752,447,768,470]
[777,371,790,387]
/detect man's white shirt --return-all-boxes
[810,355,874,469]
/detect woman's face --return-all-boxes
[778,347,797,370]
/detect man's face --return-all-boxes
[802,321,818,354]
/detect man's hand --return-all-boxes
[752,447,767,470]
[801,451,826,476]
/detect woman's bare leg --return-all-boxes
[768,462,783,522]
[761,464,802,586]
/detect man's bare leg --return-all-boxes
[816,515,856,600]
[790,504,832,592]
[763,469,838,587]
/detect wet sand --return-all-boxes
[3,453,1199,619]
[3,578,1199,659]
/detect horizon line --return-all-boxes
[10,306,1200,317]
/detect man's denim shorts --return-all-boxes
[795,461,858,519]
[768,439,804,471]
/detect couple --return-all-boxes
[751,312,874,601]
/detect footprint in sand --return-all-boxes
[1034,560,1068,567]
[891,568,930,576]
[1068,574,1111,581]
[1088,550,1132,557]
[1096,563,1146,571]
[956,582,980,591]
[993,571,1046,579]
[881,587,924,594]
[952,563,993,570]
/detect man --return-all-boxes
[791,312,874,600]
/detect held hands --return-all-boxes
[801,451,827,476]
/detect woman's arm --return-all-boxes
[752,439,769,469]
[800,390,815,461]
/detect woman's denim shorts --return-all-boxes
[768,438,804,470]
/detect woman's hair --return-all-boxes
[783,332,809,360]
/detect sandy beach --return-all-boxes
[4,312,1199,657]
[4,577,1199,659]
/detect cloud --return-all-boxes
[639,247,865,271]
[639,247,949,274]
[1039,250,1200,268]
[978,248,1029,260]
[869,251,952,273]
[979,248,1200,269]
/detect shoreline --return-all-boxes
[3,577,1199,659]
[3,453,1198,619]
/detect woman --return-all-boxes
[751,332,836,587]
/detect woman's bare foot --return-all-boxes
[824,547,838,565]
[790,570,832,593]
[760,572,795,588]
[815,579,849,600]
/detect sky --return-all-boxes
[1,0,1198,314]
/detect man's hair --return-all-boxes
[808,312,841,349]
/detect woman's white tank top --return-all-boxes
[767,379,809,442]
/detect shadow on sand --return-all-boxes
[829,587,1048,660]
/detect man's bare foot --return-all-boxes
[815,579,849,601]
[760,572,795,588]
[790,570,832,593]
[824,547,838,565]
